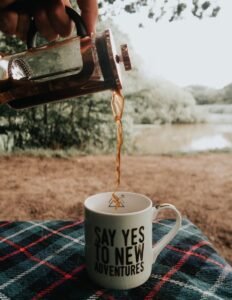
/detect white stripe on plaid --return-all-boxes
[155,221,211,242]
[0,223,43,244]
[28,221,85,246]
[150,274,224,300]
[86,295,98,299]
[87,292,104,299]
[200,265,232,300]
[0,237,83,291]
[181,223,191,230]
[0,291,10,300]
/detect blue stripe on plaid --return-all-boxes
[0,219,231,300]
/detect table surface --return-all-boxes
[0,219,231,300]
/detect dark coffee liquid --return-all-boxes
[111,89,124,208]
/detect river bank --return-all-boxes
[0,153,231,263]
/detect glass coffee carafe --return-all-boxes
[0,6,131,109]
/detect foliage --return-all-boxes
[0,34,26,54]
[0,89,133,152]
[125,79,202,125]
[0,95,109,150]
[186,84,232,104]
[99,0,220,23]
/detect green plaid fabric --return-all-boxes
[0,219,231,299]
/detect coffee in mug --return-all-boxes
[84,192,182,290]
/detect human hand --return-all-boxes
[0,0,98,41]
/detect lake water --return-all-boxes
[131,105,232,155]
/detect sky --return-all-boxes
[114,0,232,89]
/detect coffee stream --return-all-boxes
[111,89,124,208]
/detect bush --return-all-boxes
[126,79,202,125]
[0,92,133,153]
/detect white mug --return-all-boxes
[84,192,182,290]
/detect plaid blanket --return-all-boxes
[0,219,231,300]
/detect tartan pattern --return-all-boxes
[0,219,231,300]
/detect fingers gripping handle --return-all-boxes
[27,6,88,49]
[5,2,88,48]
[152,204,182,263]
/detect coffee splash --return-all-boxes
[111,89,124,208]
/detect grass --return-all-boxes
[0,147,231,159]
[0,148,87,159]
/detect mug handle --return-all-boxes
[152,203,182,262]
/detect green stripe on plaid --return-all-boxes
[0,219,231,300]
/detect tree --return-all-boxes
[98,0,220,23]
[0,93,121,151]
